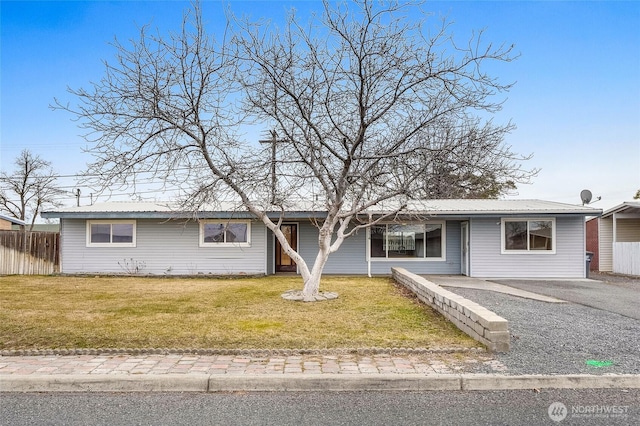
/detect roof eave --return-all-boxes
[601,202,640,219]
[41,210,331,220]
[0,213,27,225]
[364,209,602,217]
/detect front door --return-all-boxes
[275,224,298,273]
[461,221,470,276]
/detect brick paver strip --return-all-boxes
[0,352,506,376]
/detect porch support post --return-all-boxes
[264,225,268,275]
[367,214,372,278]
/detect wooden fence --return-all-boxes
[0,231,60,275]
[613,242,640,277]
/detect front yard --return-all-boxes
[0,275,477,350]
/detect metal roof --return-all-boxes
[600,201,640,219]
[42,202,177,214]
[41,202,216,220]
[0,213,27,225]
[376,199,602,215]
[41,199,602,219]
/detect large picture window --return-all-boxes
[200,221,250,247]
[370,223,445,260]
[87,220,136,247]
[502,219,555,253]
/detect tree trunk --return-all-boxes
[301,273,321,299]
[299,245,331,301]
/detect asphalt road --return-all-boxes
[492,274,640,320]
[2,389,638,426]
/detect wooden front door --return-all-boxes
[275,224,298,273]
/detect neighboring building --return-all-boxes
[41,199,601,278]
[11,223,60,232]
[586,216,599,271]
[588,202,640,276]
[0,213,26,230]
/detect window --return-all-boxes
[502,218,555,253]
[87,220,136,247]
[200,221,250,247]
[370,223,445,260]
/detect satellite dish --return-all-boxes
[580,189,593,205]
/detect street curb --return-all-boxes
[1,374,639,392]
[0,374,209,393]
[460,374,640,390]
[207,374,460,391]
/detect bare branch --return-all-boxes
[0,149,65,230]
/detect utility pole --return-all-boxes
[258,130,286,204]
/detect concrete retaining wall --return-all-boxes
[391,267,510,352]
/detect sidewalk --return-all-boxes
[2,352,639,392]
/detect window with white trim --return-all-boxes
[199,220,251,247]
[502,218,555,253]
[86,220,136,247]
[369,223,445,260]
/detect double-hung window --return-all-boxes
[369,223,445,260]
[87,220,136,247]
[502,218,555,253]
[199,220,250,247]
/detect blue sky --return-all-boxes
[1,0,639,212]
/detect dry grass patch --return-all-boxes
[0,275,477,350]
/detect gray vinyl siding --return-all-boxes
[296,220,461,275]
[296,221,368,274]
[59,218,266,275]
[469,216,585,278]
[599,217,613,272]
[60,215,589,278]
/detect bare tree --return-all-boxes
[0,149,64,231]
[55,0,535,300]
[413,119,534,198]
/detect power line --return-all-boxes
[0,163,223,181]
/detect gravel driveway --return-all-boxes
[445,275,640,376]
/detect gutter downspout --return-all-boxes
[367,213,372,278]
[264,224,268,275]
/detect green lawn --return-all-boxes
[0,275,477,350]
